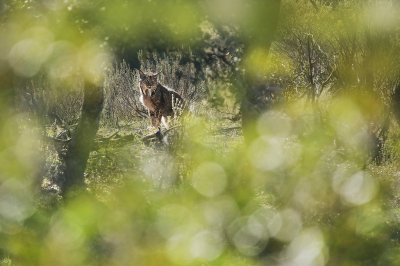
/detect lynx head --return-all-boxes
[136,69,161,92]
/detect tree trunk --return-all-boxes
[61,82,104,199]
[392,82,400,127]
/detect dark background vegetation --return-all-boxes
[2,0,400,265]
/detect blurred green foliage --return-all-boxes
[2,0,400,265]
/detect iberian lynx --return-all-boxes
[135,69,184,127]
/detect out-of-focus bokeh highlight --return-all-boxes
[1,0,400,265]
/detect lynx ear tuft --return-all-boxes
[154,71,162,76]
[134,68,145,77]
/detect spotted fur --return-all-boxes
[136,69,184,127]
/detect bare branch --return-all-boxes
[163,125,183,136]
[96,130,120,142]
[141,127,164,142]
[44,136,72,144]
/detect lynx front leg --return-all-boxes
[161,115,168,127]
[149,110,157,127]
[154,110,162,128]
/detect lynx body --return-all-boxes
[136,69,184,127]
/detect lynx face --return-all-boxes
[138,71,160,95]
